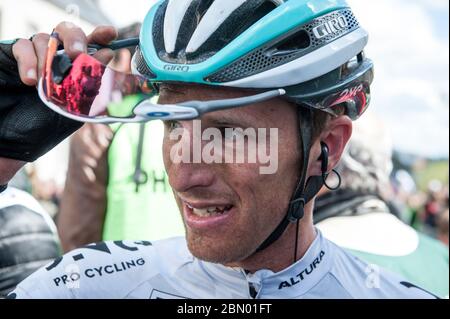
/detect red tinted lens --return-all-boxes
[321,82,370,120]
[43,52,156,118]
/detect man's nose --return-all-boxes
[169,161,216,193]
[166,122,216,193]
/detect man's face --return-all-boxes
[160,84,301,264]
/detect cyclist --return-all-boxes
[2,0,438,298]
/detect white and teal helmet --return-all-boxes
[134,0,374,251]
[135,0,373,120]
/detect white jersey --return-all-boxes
[8,230,437,299]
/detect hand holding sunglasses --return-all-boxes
[0,25,118,166]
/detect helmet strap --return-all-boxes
[255,107,325,253]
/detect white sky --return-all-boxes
[348,0,449,158]
[99,0,155,27]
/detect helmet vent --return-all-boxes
[185,0,279,62]
[235,1,278,35]
[206,9,359,83]
[155,0,280,64]
[268,30,311,57]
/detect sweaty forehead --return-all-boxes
[158,83,297,127]
[158,83,257,103]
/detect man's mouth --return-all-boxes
[186,203,234,217]
[180,198,236,230]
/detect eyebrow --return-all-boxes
[207,114,257,129]
[159,84,187,97]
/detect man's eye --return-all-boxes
[165,121,182,131]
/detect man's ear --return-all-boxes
[308,116,353,176]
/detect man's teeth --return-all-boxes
[188,205,232,217]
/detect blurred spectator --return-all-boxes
[315,113,449,298]
[57,23,184,252]
[422,180,445,229]
[28,140,70,217]
[437,209,449,246]
[0,187,61,297]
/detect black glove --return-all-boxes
[0,41,83,162]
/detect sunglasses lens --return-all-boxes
[319,82,371,120]
[42,52,157,119]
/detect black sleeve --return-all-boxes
[0,42,83,162]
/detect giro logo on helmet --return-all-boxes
[312,15,349,39]
[164,64,190,72]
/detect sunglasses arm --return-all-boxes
[182,89,286,114]
[133,89,285,121]
[133,100,200,121]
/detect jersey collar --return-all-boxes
[200,229,334,298]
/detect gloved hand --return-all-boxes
[0,40,84,162]
[0,24,117,162]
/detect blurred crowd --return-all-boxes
[392,172,449,246]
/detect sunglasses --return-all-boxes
[38,33,286,124]
[38,33,371,124]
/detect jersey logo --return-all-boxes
[278,250,325,290]
[43,241,153,289]
[52,258,146,288]
[45,241,152,271]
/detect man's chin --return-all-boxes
[186,234,254,265]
